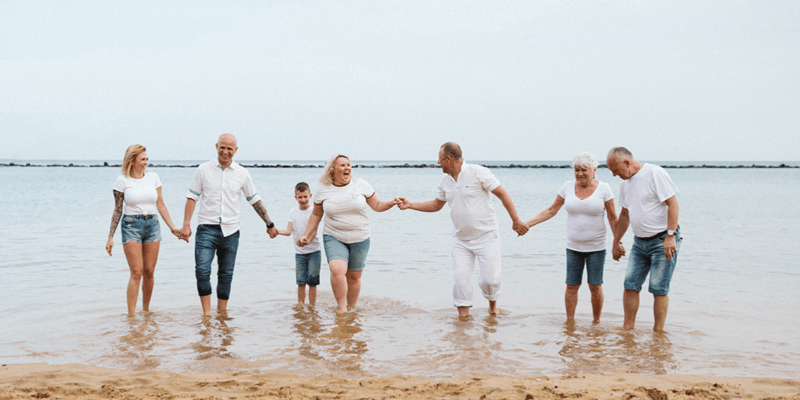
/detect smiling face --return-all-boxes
[216,134,238,167]
[131,151,148,178]
[331,156,351,186]
[294,190,312,208]
[573,164,596,186]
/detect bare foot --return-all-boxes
[488,300,499,315]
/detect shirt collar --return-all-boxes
[213,159,239,171]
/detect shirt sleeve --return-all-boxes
[314,185,327,205]
[359,178,375,198]
[242,169,261,205]
[652,168,679,203]
[151,172,162,189]
[557,181,570,199]
[478,166,501,192]
[436,178,446,201]
[618,181,628,209]
[187,166,203,201]
[601,182,614,201]
[113,175,125,192]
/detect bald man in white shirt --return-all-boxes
[181,133,279,316]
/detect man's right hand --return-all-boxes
[612,241,626,261]
[181,226,192,241]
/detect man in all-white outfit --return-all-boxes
[396,142,528,318]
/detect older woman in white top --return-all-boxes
[526,152,618,323]
[298,154,395,313]
[106,145,182,316]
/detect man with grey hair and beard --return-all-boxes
[181,133,279,316]
[395,142,529,319]
[606,147,681,332]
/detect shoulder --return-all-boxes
[113,175,128,189]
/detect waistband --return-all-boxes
[636,226,680,241]
[123,214,159,219]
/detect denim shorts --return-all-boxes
[624,228,682,295]
[323,235,370,271]
[565,249,605,286]
[120,214,161,244]
[295,251,321,286]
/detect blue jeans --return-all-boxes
[624,228,682,295]
[565,249,606,286]
[194,225,240,300]
[295,251,321,286]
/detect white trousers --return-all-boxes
[451,231,502,307]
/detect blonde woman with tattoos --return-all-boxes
[106,144,182,317]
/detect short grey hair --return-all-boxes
[572,152,599,170]
[608,146,633,160]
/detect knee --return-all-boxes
[345,273,361,285]
[129,270,143,281]
[566,285,581,294]
[588,284,603,294]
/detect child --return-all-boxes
[278,182,322,305]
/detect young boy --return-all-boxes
[278,182,322,305]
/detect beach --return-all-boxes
[2,364,799,399]
[2,164,800,398]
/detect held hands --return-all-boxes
[171,227,189,242]
[394,197,411,210]
[180,226,192,242]
[613,241,626,261]
[267,225,278,239]
[296,236,310,247]
[512,219,529,236]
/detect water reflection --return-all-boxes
[291,303,322,360]
[317,311,367,372]
[558,322,676,375]
[193,311,235,360]
[114,312,161,370]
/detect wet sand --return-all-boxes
[1,364,799,400]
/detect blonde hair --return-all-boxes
[121,144,146,178]
[320,154,350,186]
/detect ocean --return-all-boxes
[1,160,798,378]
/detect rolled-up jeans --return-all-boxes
[194,224,240,300]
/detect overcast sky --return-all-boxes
[2,1,798,162]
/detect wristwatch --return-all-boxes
[266,221,275,229]
[667,229,675,236]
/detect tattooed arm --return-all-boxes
[252,200,278,238]
[106,190,124,256]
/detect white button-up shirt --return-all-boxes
[187,159,262,237]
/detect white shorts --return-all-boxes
[451,231,502,307]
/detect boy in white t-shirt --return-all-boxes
[278,182,322,305]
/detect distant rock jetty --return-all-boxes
[1,162,797,169]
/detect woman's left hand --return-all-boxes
[105,237,114,256]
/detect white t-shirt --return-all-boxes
[289,207,321,254]
[314,178,375,244]
[557,180,614,252]
[113,172,161,215]
[436,163,501,241]
[619,163,679,238]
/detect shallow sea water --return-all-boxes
[1,163,799,378]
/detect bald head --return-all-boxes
[218,133,237,147]
[606,146,641,180]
